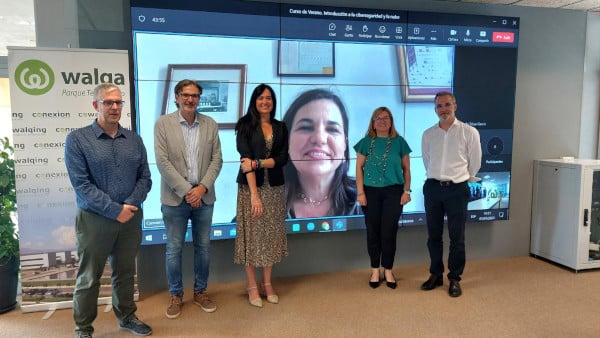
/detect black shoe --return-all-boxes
[420,275,443,290]
[76,331,93,338]
[449,280,462,297]
[384,271,397,289]
[119,316,152,336]
[369,271,381,288]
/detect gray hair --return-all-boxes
[93,83,121,101]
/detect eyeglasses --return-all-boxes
[97,100,125,107]
[373,116,390,122]
[178,93,201,99]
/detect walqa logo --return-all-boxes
[14,59,55,95]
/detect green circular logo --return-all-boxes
[14,59,55,95]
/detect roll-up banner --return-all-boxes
[8,47,131,313]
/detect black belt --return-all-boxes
[427,179,464,187]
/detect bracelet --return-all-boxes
[358,192,365,196]
[258,159,264,169]
[251,160,258,171]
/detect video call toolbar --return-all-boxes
[131,6,519,47]
[139,208,509,244]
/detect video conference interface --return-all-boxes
[130,0,518,244]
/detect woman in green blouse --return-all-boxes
[354,107,412,289]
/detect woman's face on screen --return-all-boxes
[288,98,346,179]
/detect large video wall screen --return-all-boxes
[130,0,518,244]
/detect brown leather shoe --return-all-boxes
[166,294,183,319]
[449,279,462,297]
[194,290,217,313]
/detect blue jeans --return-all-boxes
[162,201,213,295]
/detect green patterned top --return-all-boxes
[353,136,412,187]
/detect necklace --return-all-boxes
[366,137,392,183]
[297,193,329,206]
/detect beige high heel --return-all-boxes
[262,283,279,304]
[247,286,263,308]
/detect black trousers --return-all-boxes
[423,179,469,281]
[363,184,403,269]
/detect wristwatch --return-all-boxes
[404,189,412,194]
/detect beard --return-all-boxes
[438,113,452,121]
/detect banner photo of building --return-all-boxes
[7,47,131,313]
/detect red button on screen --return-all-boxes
[492,32,514,43]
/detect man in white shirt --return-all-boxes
[420,92,482,297]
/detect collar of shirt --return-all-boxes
[437,117,459,131]
[91,119,125,139]
[178,111,199,127]
[424,118,477,183]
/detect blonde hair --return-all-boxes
[365,106,399,138]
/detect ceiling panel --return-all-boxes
[1,0,599,57]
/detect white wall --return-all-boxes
[0,78,12,142]
[27,0,600,290]
[266,0,596,263]
[585,12,600,158]
[33,0,78,49]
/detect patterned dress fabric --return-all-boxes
[234,135,288,267]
